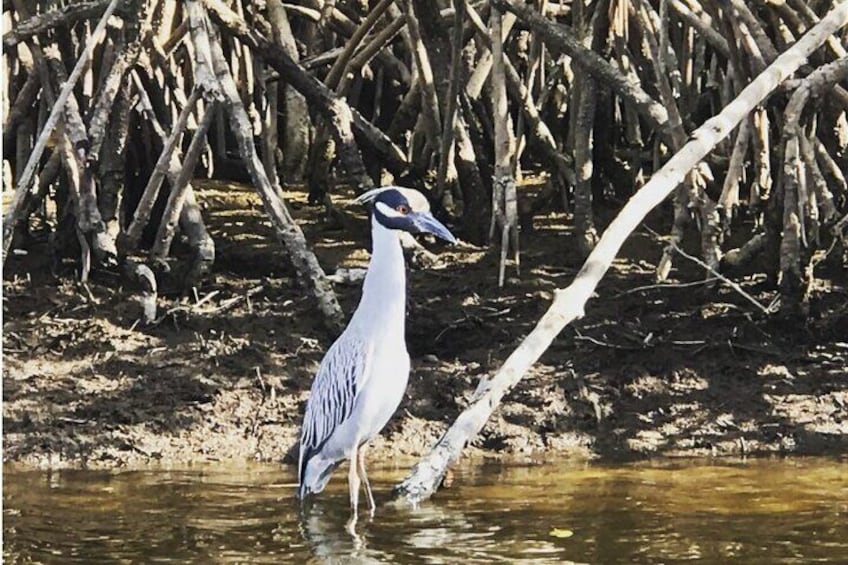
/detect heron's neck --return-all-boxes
[350,220,407,334]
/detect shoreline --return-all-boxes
[5,184,846,471]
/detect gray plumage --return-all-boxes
[296,187,455,525]
[298,333,379,495]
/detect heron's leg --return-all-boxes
[358,443,376,516]
[346,443,361,534]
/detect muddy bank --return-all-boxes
[3,182,847,470]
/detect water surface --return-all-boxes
[4,457,847,563]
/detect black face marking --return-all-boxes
[371,189,417,232]
[362,187,455,243]
[373,188,410,212]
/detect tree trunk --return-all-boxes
[490,5,519,287]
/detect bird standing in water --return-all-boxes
[297,186,456,529]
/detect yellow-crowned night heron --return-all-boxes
[297,186,456,525]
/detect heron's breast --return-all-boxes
[355,346,410,438]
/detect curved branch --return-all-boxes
[492,0,670,134]
[3,0,114,49]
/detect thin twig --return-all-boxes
[616,277,721,296]
[573,328,645,350]
[644,227,776,314]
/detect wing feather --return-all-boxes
[298,333,371,483]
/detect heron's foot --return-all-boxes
[345,512,358,536]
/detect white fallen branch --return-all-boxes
[392,1,848,504]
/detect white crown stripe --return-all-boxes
[374,201,404,218]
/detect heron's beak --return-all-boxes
[413,211,457,244]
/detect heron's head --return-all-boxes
[355,187,457,244]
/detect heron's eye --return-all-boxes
[396,204,410,215]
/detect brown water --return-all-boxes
[4,457,848,563]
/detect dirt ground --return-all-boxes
[3,181,847,470]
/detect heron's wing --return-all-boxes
[298,333,372,480]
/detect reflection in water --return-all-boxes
[298,501,376,563]
[4,458,848,563]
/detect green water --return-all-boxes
[4,458,847,563]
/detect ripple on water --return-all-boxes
[4,457,848,563]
